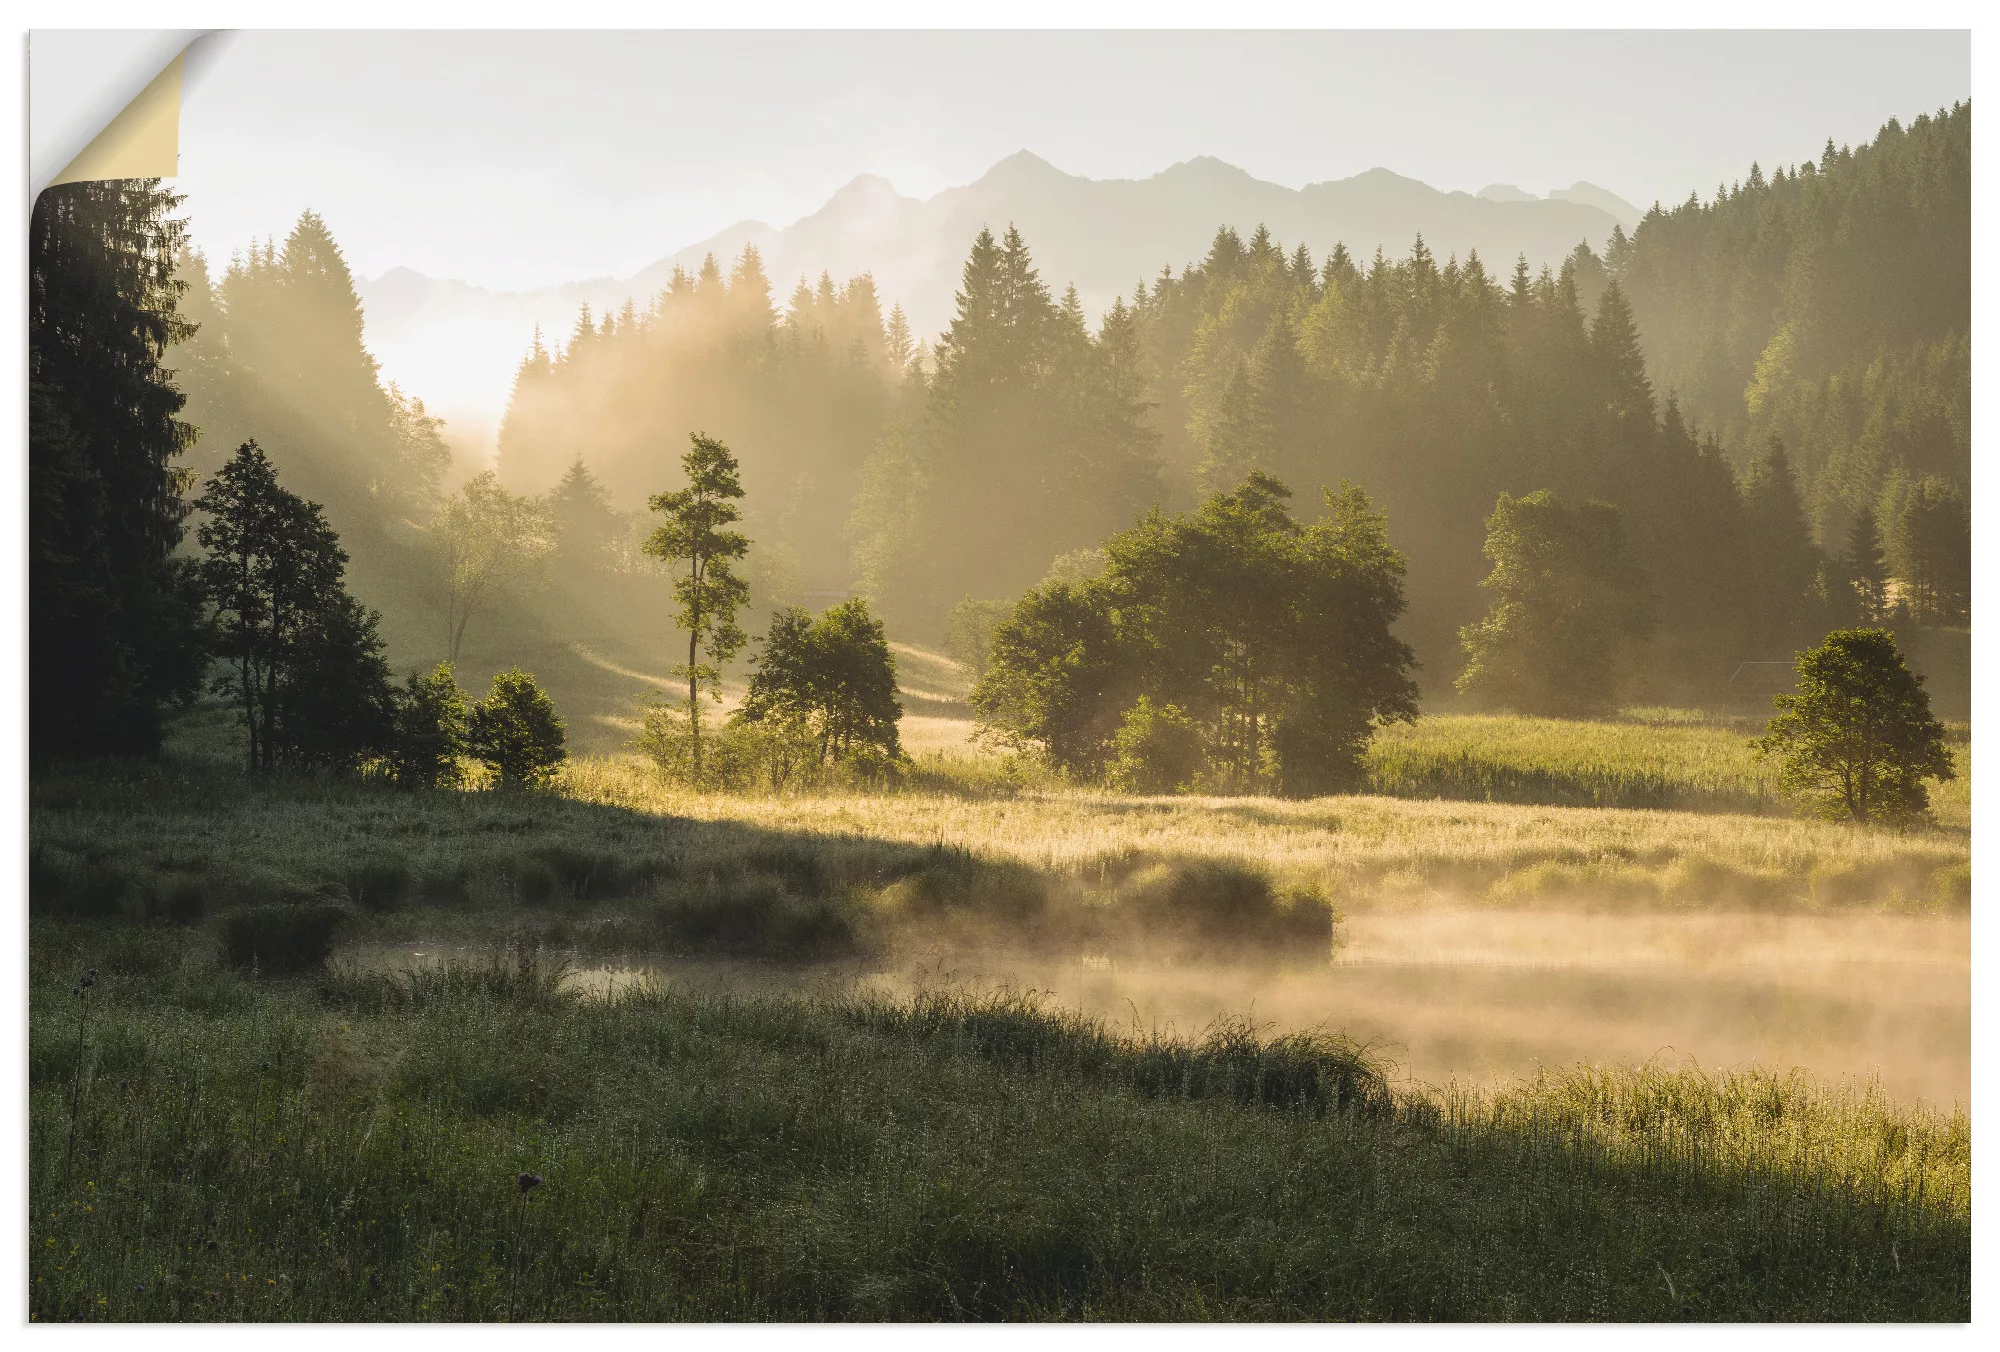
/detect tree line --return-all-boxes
[31,104,1969,785]
[494,106,1968,708]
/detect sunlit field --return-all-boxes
[566,751,1970,918]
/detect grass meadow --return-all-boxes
[26,699,1973,1320]
[29,936,1970,1320]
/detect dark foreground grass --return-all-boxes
[28,750,1338,966]
[30,926,1968,1322]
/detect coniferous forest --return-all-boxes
[486,104,1969,712]
[26,88,1971,1324]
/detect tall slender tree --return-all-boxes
[644,433,752,779]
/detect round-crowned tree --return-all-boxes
[388,662,469,789]
[467,667,567,788]
[1753,628,1954,824]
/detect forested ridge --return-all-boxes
[30,104,1970,762]
[487,104,1966,702]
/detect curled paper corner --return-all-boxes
[48,49,186,187]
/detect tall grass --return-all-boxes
[1365,711,1970,826]
[1367,712,1781,812]
[565,756,1969,916]
[27,729,1972,1321]
[29,933,1968,1321]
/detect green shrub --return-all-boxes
[221,902,352,975]
[640,696,843,792]
[98,923,186,977]
[341,855,413,912]
[1110,859,1333,962]
[514,856,563,906]
[1105,697,1206,794]
[321,944,575,1014]
[1931,862,1972,911]
[387,663,470,789]
[467,668,567,788]
[418,864,472,906]
[527,844,662,900]
[649,874,863,960]
[880,845,1050,927]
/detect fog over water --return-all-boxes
[368,908,1970,1109]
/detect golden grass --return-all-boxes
[1366,710,1969,826]
[563,751,1969,915]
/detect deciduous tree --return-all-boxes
[1753,628,1952,823]
[737,598,902,767]
[1456,490,1652,716]
[431,471,553,664]
[193,440,392,773]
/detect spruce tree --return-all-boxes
[1590,281,1654,423]
[1738,436,1824,648]
[1883,477,1970,626]
[545,456,620,574]
[1836,507,1888,624]
[29,180,207,755]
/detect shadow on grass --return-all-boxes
[25,933,1971,1322]
[27,748,1338,969]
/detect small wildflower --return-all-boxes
[517,1172,543,1194]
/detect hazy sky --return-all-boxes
[172,29,1970,292]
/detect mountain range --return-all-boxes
[354,151,1640,449]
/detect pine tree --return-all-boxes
[1883,476,1970,626]
[30,179,207,755]
[544,456,619,574]
[1590,281,1654,423]
[1738,436,1824,649]
[1835,507,1888,623]
[885,303,915,375]
[643,433,752,779]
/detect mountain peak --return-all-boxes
[1477,183,1539,204]
[979,149,1069,183]
[829,172,901,202]
[1548,181,1641,228]
[1159,155,1262,186]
